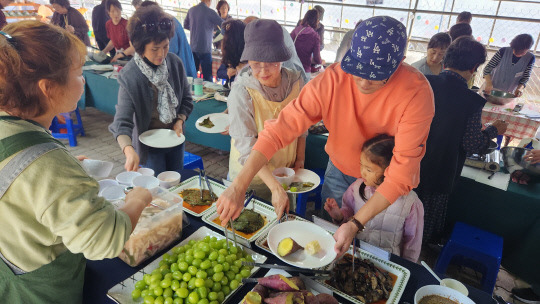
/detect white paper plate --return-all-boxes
[286,168,321,194]
[168,176,226,217]
[107,226,267,304]
[267,221,336,269]
[139,129,185,148]
[255,214,309,254]
[319,246,411,304]
[195,113,229,133]
[202,200,278,242]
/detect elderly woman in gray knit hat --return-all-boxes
[227,19,306,204]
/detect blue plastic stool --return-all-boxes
[295,168,326,218]
[184,152,204,171]
[49,107,85,147]
[435,222,503,294]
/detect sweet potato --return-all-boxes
[265,292,304,304]
[278,238,303,257]
[301,291,319,304]
[258,274,300,291]
[252,284,269,299]
[263,292,295,304]
[315,293,339,304]
[242,292,263,304]
[288,277,306,290]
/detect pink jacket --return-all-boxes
[341,179,424,262]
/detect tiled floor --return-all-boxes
[67,107,528,304]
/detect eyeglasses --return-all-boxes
[141,19,172,33]
[250,62,280,73]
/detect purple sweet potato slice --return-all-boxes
[258,275,300,291]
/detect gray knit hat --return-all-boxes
[240,19,292,62]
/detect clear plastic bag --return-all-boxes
[118,187,184,266]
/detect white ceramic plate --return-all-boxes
[255,214,309,254]
[267,221,336,269]
[319,246,411,304]
[83,64,113,71]
[168,176,226,217]
[286,169,321,194]
[107,226,267,304]
[195,113,229,134]
[202,200,278,242]
[139,129,185,148]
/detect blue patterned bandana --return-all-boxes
[341,16,407,80]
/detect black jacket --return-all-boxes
[417,71,486,194]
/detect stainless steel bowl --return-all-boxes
[501,146,540,175]
[485,89,517,105]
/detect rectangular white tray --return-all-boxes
[319,247,410,304]
[107,226,267,304]
[169,176,226,217]
[202,200,278,243]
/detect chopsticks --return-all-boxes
[241,261,331,274]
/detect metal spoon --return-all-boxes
[421,261,442,283]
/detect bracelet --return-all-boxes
[349,217,365,233]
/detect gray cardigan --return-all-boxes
[109,53,193,163]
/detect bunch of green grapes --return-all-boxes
[131,236,255,304]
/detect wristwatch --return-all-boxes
[349,218,365,233]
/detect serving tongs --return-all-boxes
[201,169,217,201]
[198,171,204,201]
[241,261,330,275]
[242,274,330,284]
[243,189,255,209]
[223,221,239,250]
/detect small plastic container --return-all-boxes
[118,187,184,267]
[194,78,204,96]
[137,167,155,176]
[157,171,181,188]
[132,175,160,189]
[272,167,295,187]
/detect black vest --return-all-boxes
[416,71,486,194]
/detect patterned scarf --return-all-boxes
[133,53,178,124]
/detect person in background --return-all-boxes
[243,16,308,84]
[91,0,112,56]
[213,0,231,49]
[448,23,472,41]
[109,5,193,175]
[483,33,535,97]
[334,20,362,62]
[216,16,434,258]
[217,19,246,88]
[131,0,142,9]
[313,5,325,51]
[324,134,424,262]
[184,0,223,81]
[50,0,90,45]
[100,0,135,62]
[139,1,197,78]
[412,32,452,76]
[456,11,472,24]
[0,0,12,30]
[227,19,306,202]
[0,21,151,302]
[416,36,507,244]
[290,9,322,78]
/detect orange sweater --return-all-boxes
[253,63,435,203]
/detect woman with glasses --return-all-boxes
[227,19,305,202]
[109,5,193,175]
[50,0,90,45]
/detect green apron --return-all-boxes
[0,116,86,303]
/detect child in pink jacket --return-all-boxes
[324,134,424,262]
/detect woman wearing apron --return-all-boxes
[228,19,305,209]
[483,33,535,97]
[0,22,151,302]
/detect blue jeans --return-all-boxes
[192,52,213,82]
[143,143,185,176]
[321,160,357,207]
